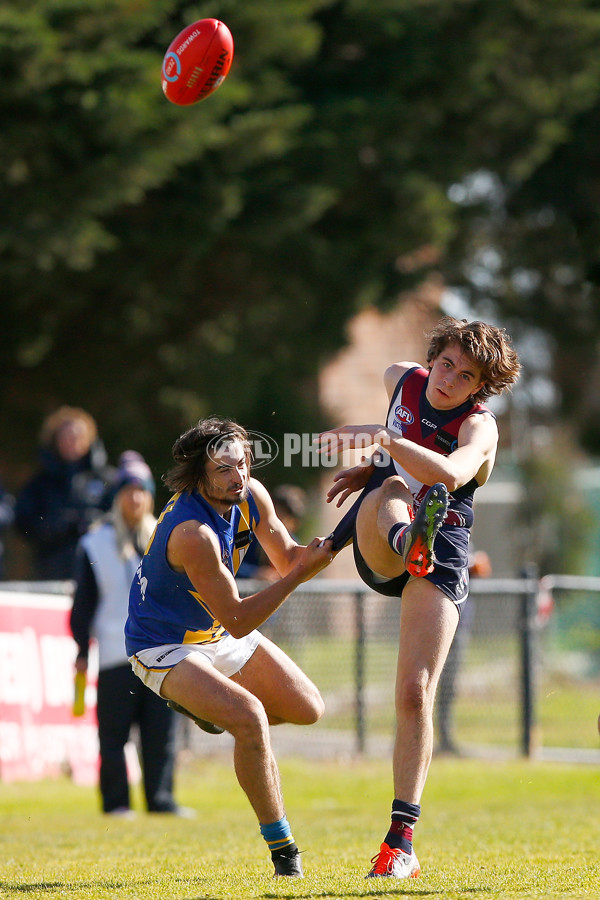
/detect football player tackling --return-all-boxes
[126,417,333,877]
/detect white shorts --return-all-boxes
[129,630,262,697]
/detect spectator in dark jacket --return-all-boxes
[0,481,15,580]
[15,406,115,580]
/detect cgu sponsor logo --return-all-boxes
[162,51,182,83]
[435,430,458,453]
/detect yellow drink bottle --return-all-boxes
[73,670,86,716]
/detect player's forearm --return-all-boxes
[271,542,305,577]
[376,428,465,491]
[225,569,305,638]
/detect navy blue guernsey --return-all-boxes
[125,489,259,655]
[328,366,493,553]
[386,366,493,527]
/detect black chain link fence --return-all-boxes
[2,577,597,764]
[186,576,600,762]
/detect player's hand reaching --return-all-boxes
[326,463,373,508]
[316,424,386,456]
[292,537,335,582]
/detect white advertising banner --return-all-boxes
[0,588,99,784]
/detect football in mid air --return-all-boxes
[162,18,234,106]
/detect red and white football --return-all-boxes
[161,18,234,106]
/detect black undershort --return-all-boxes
[353,524,471,607]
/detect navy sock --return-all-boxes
[388,522,409,556]
[385,800,421,854]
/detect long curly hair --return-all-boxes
[163,416,251,494]
[426,317,521,402]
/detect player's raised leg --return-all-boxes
[391,482,449,577]
[354,475,448,578]
[354,476,415,578]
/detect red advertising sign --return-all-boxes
[0,587,99,784]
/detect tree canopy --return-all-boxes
[3,0,600,490]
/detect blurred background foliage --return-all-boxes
[3,0,600,531]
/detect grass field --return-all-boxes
[1,755,598,899]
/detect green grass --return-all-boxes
[538,679,600,748]
[0,756,598,898]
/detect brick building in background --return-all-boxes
[317,283,442,580]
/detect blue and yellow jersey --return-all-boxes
[125,489,259,655]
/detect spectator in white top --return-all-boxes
[70,451,191,818]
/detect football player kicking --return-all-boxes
[318,317,520,879]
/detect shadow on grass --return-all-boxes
[0,880,491,900]
[259,889,490,899]
[0,880,163,895]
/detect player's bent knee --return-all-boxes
[274,684,324,727]
[228,694,270,740]
[380,475,411,503]
[297,678,325,724]
[313,688,326,721]
[303,690,325,725]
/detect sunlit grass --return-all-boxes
[0,756,598,898]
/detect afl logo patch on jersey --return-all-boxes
[394,405,414,430]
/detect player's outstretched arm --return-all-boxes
[169,518,332,639]
[317,413,498,494]
[249,479,304,576]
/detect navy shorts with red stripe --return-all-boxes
[353,523,471,607]
[327,464,471,607]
